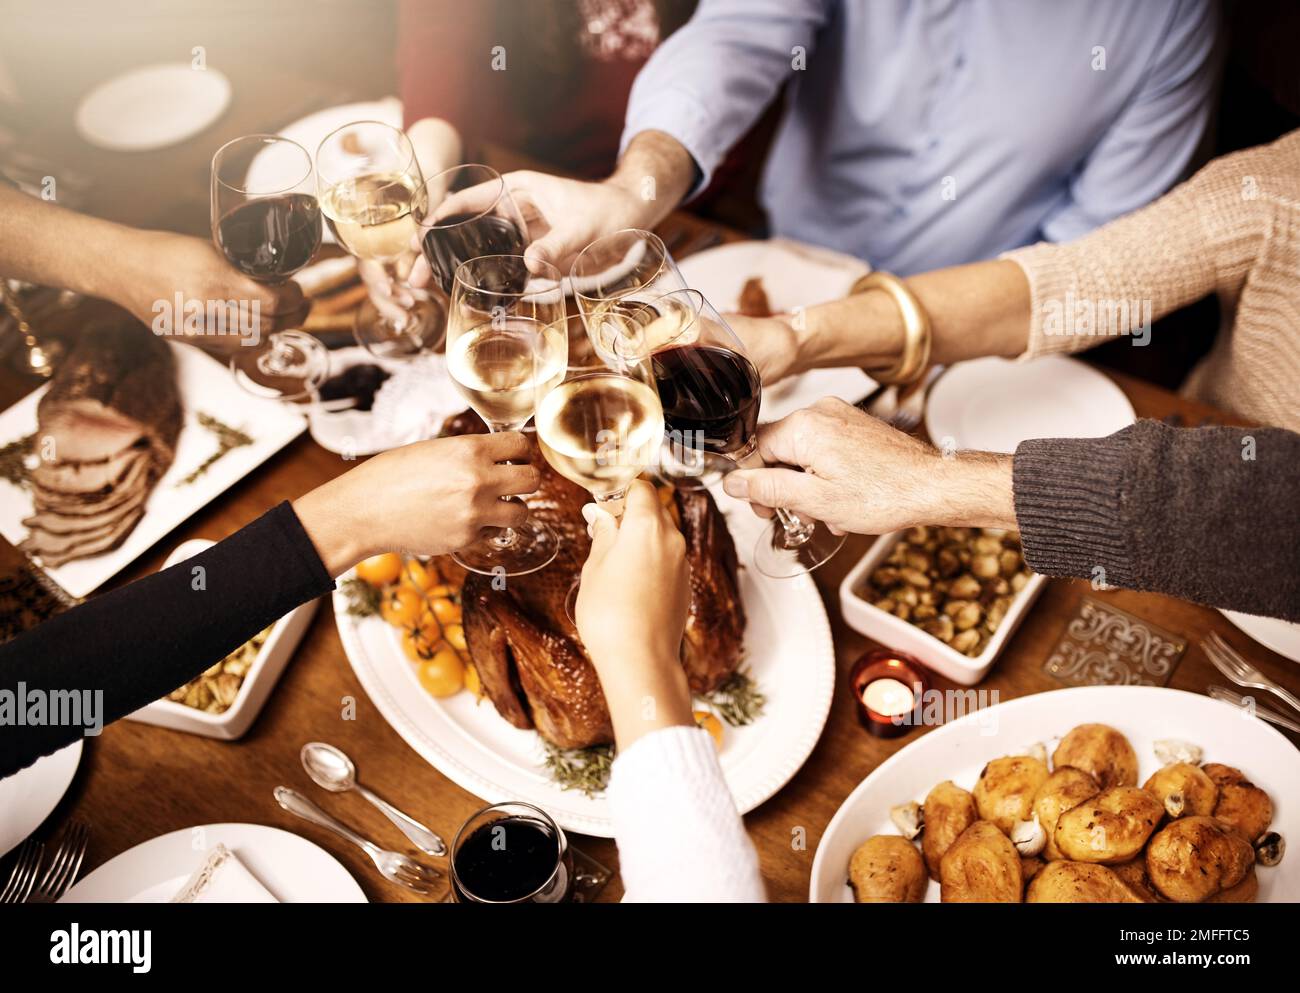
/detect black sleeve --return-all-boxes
[0,502,335,778]
[1013,420,1300,621]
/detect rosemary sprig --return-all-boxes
[340,577,382,618]
[179,412,254,486]
[697,669,766,727]
[0,432,34,488]
[542,741,616,797]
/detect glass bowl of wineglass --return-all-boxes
[418,164,528,302]
[315,121,442,360]
[211,134,326,401]
[445,256,567,577]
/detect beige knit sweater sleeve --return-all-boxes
[1003,130,1300,359]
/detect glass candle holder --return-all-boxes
[849,649,930,738]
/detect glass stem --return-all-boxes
[594,487,628,521]
[488,420,530,548]
[727,437,812,546]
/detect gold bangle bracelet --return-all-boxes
[848,271,932,385]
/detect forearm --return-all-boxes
[792,260,1032,374]
[592,648,696,751]
[0,186,149,305]
[0,503,334,777]
[291,472,378,577]
[1013,421,1300,620]
[605,130,697,229]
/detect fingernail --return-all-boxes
[723,474,748,499]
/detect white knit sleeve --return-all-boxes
[606,725,766,902]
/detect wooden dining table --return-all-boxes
[3,121,1298,902]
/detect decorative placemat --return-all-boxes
[0,538,76,644]
[1043,596,1186,687]
[438,844,613,903]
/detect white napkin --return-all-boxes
[169,844,279,903]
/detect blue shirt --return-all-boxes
[622,0,1220,275]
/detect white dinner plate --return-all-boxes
[249,98,404,244]
[75,64,231,152]
[677,238,875,421]
[0,741,83,858]
[1220,611,1300,665]
[0,343,307,599]
[810,686,1299,903]
[925,355,1136,453]
[334,488,836,837]
[62,823,366,903]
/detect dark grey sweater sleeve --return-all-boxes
[1013,420,1300,622]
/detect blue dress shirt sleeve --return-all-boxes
[1040,0,1221,243]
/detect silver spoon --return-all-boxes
[300,742,447,856]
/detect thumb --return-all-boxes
[581,502,618,544]
[724,467,820,515]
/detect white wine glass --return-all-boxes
[315,121,442,359]
[445,257,567,576]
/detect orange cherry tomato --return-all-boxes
[463,661,482,698]
[693,711,723,750]
[380,586,424,629]
[355,552,402,587]
[444,623,467,651]
[417,647,465,697]
[400,559,440,592]
[401,626,440,662]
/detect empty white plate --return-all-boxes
[0,741,83,858]
[62,823,366,903]
[1220,611,1300,665]
[75,64,231,151]
[925,355,1135,453]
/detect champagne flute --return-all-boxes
[534,344,664,619]
[315,121,441,359]
[211,134,326,401]
[626,288,845,578]
[418,164,528,300]
[445,257,567,576]
[570,228,687,363]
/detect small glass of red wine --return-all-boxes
[211,134,327,402]
[450,801,574,904]
[417,164,528,302]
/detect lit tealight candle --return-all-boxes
[861,676,916,718]
[849,650,930,738]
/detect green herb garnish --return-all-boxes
[0,432,34,488]
[697,669,766,727]
[543,741,615,797]
[341,577,382,618]
[179,413,254,486]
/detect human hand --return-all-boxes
[724,313,801,385]
[722,398,1016,535]
[574,480,694,747]
[293,432,541,575]
[116,231,309,353]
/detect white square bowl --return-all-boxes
[838,531,1048,685]
[125,539,319,740]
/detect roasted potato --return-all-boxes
[1020,856,1045,884]
[1053,786,1164,864]
[1111,858,1163,903]
[848,836,928,903]
[972,755,1049,834]
[1205,866,1259,904]
[1052,723,1138,789]
[939,821,1023,903]
[1203,763,1274,842]
[1026,861,1143,903]
[1146,816,1255,902]
[1143,762,1218,818]
[922,780,978,880]
[1033,766,1099,860]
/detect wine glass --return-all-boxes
[625,288,845,578]
[211,134,326,401]
[450,801,574,904]
[570,228,687,363]
[445,256,567,576]
[534,343,664,618]
[418,164,528,300]
[315,121,441,359]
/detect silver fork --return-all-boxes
[274,787,441,895]
[0,839,44,904]
[26,821,90,903]
[1207,685,1300,735]
[1204,631,1300,717]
